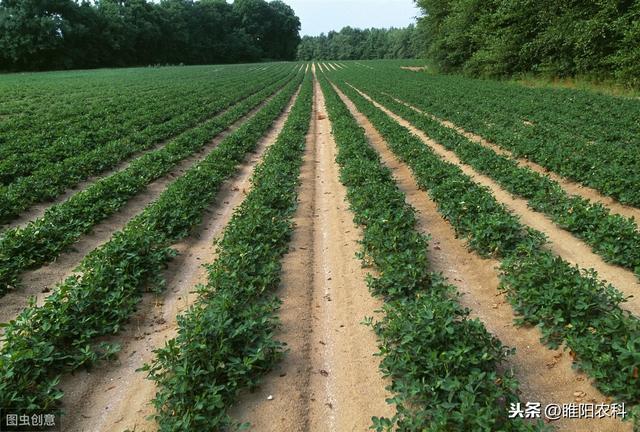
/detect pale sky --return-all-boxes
[280,0,421,36]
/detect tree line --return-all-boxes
[296,26,421,60]
[0,0,301,71]
[415,0,640,87]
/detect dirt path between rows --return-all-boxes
[0,87,288,332]
[332,82,631,432]
[382,92,640,223]
[58,87,301,432]
[230,74,393,431]
[400,66,428,72]
[348,85,640,318]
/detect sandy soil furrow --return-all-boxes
[57,87,301,432]
[1,83,287,234]
[0,88,290,329]
[228,75,318,432]
[230,74,393,431]
[399,66,428,72]
[333,82,631,432]
[348,85,640,318]
[381,91,640,222]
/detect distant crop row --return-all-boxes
[0,65,294,225]
[330,75,640,423]
[344,64,640,207]
[337,76,640,280]
[0,72,302,412]
[0,65,269,173]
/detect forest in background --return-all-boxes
[0,0,301,71]
[1,0,638,88]
[296,26,421,60]
[415,0,640,87]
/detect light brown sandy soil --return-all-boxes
[332,82,631,432]
[0,87,288,331]
[58,87,301,432]
[348,84,640,318]
[229,73,393,431]
[384,92,640,222]
[0,85,282,234]
[355,63,374,70]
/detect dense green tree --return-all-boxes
[415,0,640,86]
[0,0,301,71]
[296,25,419,61]
[232,0,299,60]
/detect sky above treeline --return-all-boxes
[278,0,420,36]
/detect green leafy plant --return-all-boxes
[318,72,543,431]
[144,72,314,431]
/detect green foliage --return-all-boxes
[326,69,640,419]
[0,0,301,71]
[297,25,420,61]
[0,70,303,412]
[501,249,640,402]
[144,72,313,430]
[0,67,296,295]
[0,65,291,224]
[318,72,542,431]
[415,0,640,86]
[332,62,640,207]
[354,84,640,279]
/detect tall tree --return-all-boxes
[0,0,301,71]
[296,26,419,61]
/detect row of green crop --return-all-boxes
[0,71,296,296]
[329,76,640,423]
[143,71,313,432]
[0,66,295,225]
[0,65,274,179]
[339,82,640,279]
[0,68,238,175]
[0,72,302,412]
[316,74,543,431]
[335,64,640,207]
